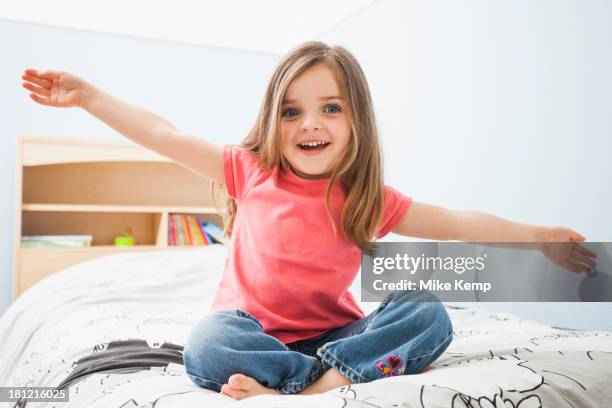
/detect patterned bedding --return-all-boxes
[1,245,611,407]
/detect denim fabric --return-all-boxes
[183,290,453,394]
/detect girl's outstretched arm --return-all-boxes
[392,202,597,274]
[21,68,224,185]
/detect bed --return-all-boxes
[1,244,611,408]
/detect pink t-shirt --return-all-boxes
[210,145,412,344]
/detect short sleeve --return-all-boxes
[375,186,413,239]
[223,145,263,202]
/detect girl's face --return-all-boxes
[279,63,351,179]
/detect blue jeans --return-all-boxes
[183,290,453,394]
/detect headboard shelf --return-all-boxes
[14,136,223,300]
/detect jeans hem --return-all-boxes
[316,329,453,383]
[188,367,327,395]
[274,364,327,394]
[403,330,454,374]
[186,372,225,393]
[316,346,370,383]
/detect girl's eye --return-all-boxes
[283,108,300,118]
[282,105,341,118]
[324,105,341,114]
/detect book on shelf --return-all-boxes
[202,223,227,245]
[21,235,93,248]
[168,214,225,246]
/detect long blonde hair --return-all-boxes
[213,41,385,255]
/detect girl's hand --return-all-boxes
[21,68,94,109]
[539,227,597,274]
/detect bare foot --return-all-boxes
[420,364,433,373]
[220,373,280,400]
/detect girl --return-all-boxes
[22,41,597,401]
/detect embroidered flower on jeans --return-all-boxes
[376,353,405,377]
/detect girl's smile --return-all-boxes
[296,139,332,155]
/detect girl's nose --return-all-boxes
[301,114,322,132]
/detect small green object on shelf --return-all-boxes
[114,227,135,246]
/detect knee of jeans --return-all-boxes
[397,291,453,336]
[420,297,453,338]
[183,309,247,380]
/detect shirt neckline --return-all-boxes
[281,164,331,186]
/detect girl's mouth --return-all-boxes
[297,140,331,155]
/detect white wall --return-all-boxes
[3,0,612,331]
[0,19,280,317]
[316,0,612,330]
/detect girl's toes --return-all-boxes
[228,373,252,389]
[220,383,244,399]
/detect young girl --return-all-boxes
[22,41,597,400]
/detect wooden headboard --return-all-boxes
[14,136,222,299]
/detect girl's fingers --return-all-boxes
[575,244,597,259]
[571,251,597,268]
[22,74,52,89]
[22,82,50,97]
[569,230,586,242]
[24,68,41,77]
[29,93,50,106]
[565,259,586,274]
[35,69,62,80]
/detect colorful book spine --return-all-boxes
[204,230,214,244]
[176,214,184,246]
[200,221,211,243]
[182,215,193,245]
[203,222,227,245]
[169,214,175,245]
[172,214,177,245]
[188,215,205,245]
[195,218,210,245]
[186,215,196,245]
[201,216,214,244]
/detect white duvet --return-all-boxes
[1,245,611,408]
